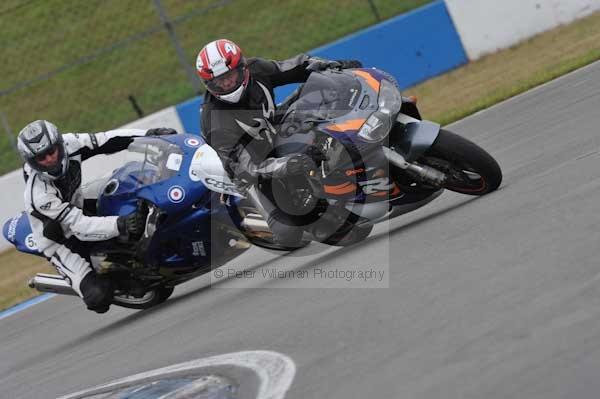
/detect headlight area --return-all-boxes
[357,79,402,143]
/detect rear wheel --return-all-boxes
[112,286,174,310]
[422,129,502,195]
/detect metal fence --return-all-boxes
[0,0,430,174]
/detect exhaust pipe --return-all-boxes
[29,273,78,296]
[241,213,271,233]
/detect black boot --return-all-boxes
[247,185,305,248]
[80,272,114,313]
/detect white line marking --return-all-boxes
[58,350,296,399]
[0,293,55,321]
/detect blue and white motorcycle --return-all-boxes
[2,134,290,309]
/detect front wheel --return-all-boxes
[112,286,174,310]
[421,129,502,195]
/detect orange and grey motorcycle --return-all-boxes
[263,67,502,246]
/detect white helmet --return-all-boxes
[17,120,68,180]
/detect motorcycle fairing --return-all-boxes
[391,116,440,162]
[2,211,43,256]
[188,144,244,197]
[95,134,245,270]
[319,146,403,203]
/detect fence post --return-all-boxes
[366,0,381,22]
[152,0,202,94]
[0,110,16,150]
[128,95,145,118]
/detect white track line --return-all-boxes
[57,350,296,399]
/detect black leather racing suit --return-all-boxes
[201,55,356,246]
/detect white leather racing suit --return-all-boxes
[23,129,146,296]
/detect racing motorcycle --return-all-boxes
[2,134,305,310]
[263,67,503,245]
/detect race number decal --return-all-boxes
[358,177,394,195]
[25,233,37,251]
[223,42,237,55]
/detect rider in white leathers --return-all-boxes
[17,120,175,313]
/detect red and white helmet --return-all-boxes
[196,39,250,103]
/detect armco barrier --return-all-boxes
[175,0,467,135]
[446,0,600,60]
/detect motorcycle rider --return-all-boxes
[17,120,176,313]
[196,38,362,246]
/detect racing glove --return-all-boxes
[307,58,363,72]
[117,211,146,241]
[336,59,363,69]
[146,127,178,136]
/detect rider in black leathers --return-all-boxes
[196,39,362,247]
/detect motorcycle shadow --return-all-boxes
[133,195,483,309]
[286,195,483,278]
[57,195,485,344]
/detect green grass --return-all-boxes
[0,0,432,174]
[0,247,53,311]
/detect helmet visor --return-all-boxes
[30,143,64,174]
[204,65,246,96]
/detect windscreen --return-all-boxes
[280,71,362,133]
[124,138,183,187]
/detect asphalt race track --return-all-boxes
[2,61,600,399]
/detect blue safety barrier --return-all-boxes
[175,0,467,135]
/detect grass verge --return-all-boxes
[0,248,53,311]
[410,11,600,125]
[1,11,599,312]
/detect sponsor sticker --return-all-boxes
[345,167,365,177]
[166,153,182,171]
[7,215,19,242]
[191,241,206,257]
[167,186,185,203]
